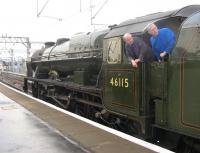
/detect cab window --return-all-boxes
[104,37,121,64]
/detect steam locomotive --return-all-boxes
[2,5,200,153]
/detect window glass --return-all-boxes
[106,37,121,64]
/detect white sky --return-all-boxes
[0,0,199,58]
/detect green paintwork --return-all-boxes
[148,62,168,98]
[36,58,102,74]
[166,58,200,139]
[148,62,168,125]
[103,63,154,137]
[103,64,139,117]
[155,100,167,126]
[182,60,200,128]
[74,70,90,85]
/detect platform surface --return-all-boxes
[0,93,87,153]
[0,82,174,153]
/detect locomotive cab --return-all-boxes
[102,5,200,138]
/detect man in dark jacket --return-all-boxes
[123,33,154,68]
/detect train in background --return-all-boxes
[1,5,200,153]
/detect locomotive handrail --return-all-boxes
[40,48,103,59]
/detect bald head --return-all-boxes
[123,33,134,45]
[146,23,158,36]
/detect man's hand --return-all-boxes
[135,59,140,63]
[131,59,138,68]
[160,51,167,58]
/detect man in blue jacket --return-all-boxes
[147,23,176,61]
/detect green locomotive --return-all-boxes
[23,5,200,152]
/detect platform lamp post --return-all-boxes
[26,37,31,60]
[9,48,14,72]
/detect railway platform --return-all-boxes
[0,93,87,153]
[0,82,174,153]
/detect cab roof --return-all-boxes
[105,5,200,38]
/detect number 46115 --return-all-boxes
[109,77,129,88]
